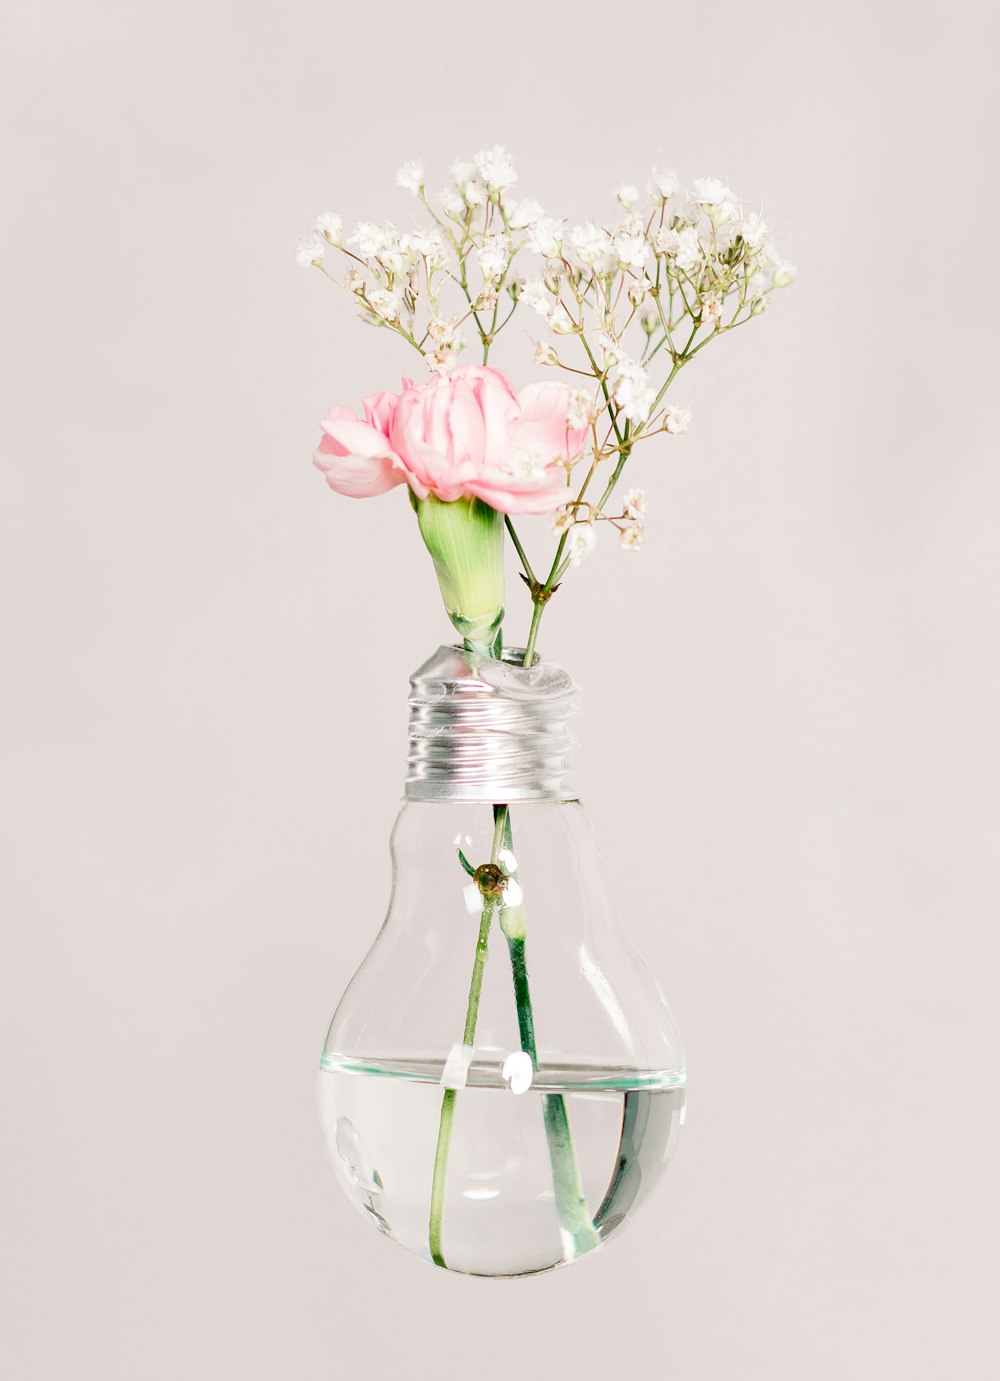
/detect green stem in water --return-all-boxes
[506,939,599,1258]
[502,814,599,1258]
[428,805,508,1267]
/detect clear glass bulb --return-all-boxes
[318,649,686,1278]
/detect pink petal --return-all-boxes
[514,382,589,463]
[467,467,567,515]
[313,406,407,498]
[361,390,400,436]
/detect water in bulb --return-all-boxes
[318,1053,686,1277]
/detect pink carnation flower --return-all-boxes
[313,365,589,515]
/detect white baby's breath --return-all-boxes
[396,160,424,195]
[520,279,552,318]
[664,404,691,434]
[477,234,511,280]
[567,388,595,431]
[567,524,596,566]
[296,235,325,267]
[691,177,737,225]
[525,217,564,258]
[474,145,518,191]
[314,212,343,245]
[648,168,678,202]
[612,358,655,423]
[622,488,647,520]
[738,212,768,250]
[549,305,575,335]
[506,198,544,230]
[439,187,465,218]
[366,287,399,324]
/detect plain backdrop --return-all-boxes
[2,1,997,1377]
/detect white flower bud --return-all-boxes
[296,236,325,267]
[314,212,343,246]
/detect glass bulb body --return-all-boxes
[318,648,686,1277]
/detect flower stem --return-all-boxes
[507,934,599,1257]
[501,808,598,1259]
[523,599,546,667]
[427,805,507,1267]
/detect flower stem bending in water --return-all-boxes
[428,803,597,1269]
[427,805,508,1266]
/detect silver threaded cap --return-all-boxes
[405,645,578,803]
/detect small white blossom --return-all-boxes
[613,229,651,272]
[570,222,610,267]
[507,448,548,480]
[474,145,518,191]
[691,177,737,225]
[622,488,647,520]
[648,168,678,202]
[750,294,768,315]
[772,260,797,287]
[620,522,644,551]
[525,217,564,258]
[700,291,724,326]
[475,281,499,310]
[640,301,659,334]
[477,233,511,280]
[664,404,691,434]
[411,228,448,270]
[533,340,558,365]
[506,198,544,230]
[612,358,655,423]
[427,341,461,371]
[450,161,487,206]
[551,507,574,534]
[395,160,424,195]
[549,305,575,335]
[616,184,641,209]
[343,267,366,295]
[567,523,596,566]
[519,279,552,318]
[567,388,595,430]
[655,225,704,273]
[296,236,325,267]
[439,187,466,218]
[738,212,768,250]
[366,287,399,323]
[314,211,343,245]
[428,317,459,345]
[597,330,623,368]
[350,221,395,258]
[378,231,414,275]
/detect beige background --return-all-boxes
[3,1,997,1377]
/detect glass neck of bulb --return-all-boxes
[405,645,578,804]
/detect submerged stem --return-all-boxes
[427,805,508,1267]
[502,814,598,1259]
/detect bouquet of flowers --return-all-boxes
[299,145,793,661]
[303,148,792,1276]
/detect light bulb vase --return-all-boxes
[318,646,686,1277]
